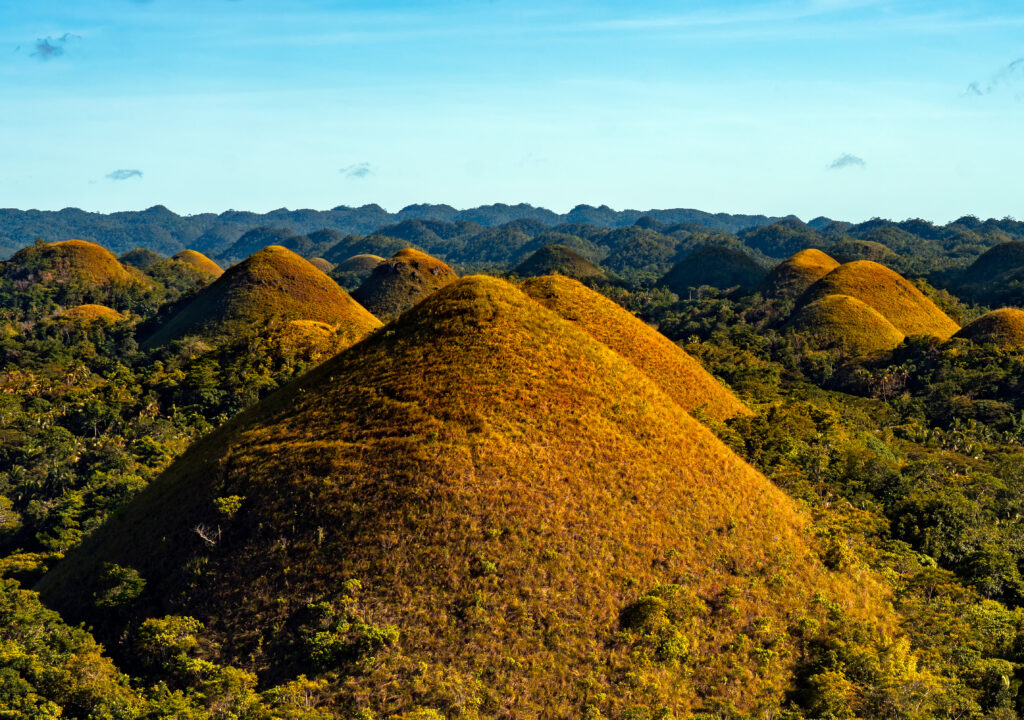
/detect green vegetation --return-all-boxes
[788,293,905,355]
[330,253,384,291]
[658,245,767,295]
[351,248,458,319]
[513,244,606,281]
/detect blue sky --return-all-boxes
[1,1,1022,222]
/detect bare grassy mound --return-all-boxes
[954,308,1024,348]
[42,276,893,718]
[60,304,125,324]
[789,294,905,354]
[145,245,380,347]
[657,245,766,294]
[4,240,143,286]
[762,248,839,298]
[307,257,335,273]
[801,260,960,338]
[119,248,164,270]
[172,249,223,277]
[521,274,750,420]
[514,244,606,281]
[330,254,384,291]
[352,248,457,318]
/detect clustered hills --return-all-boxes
[9,215,1024,717]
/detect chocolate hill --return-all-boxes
[657,245,767,294]
[789,294,905,354]
[4,240,145,287]
[953,309,1024,349]
[762,248,840,298]
[330,253,384,291]
[171,249,223,277]
[351,248,457,318]
[514,244,606,281]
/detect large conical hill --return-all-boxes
[144,245,380,347]
[521,274,750,420]
[788,294,905,354]
[41,275,893,717]
[351,247,457,318]
[953,308,1024,349]
[514,244,606,281]
[171,249,223,277]
[657,245,767,294]
[3,239,145,287]
[800,260,960,338]
[762,248,839,298]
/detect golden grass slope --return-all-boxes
[352,247,457,318]
[4,239,144,286]
[171,249,223,277]
[800,260,960,338]
[144,245,380,347]
[954,308,1024,348]
[762,248,840,298]
[41,275,892,718]
[307,257,335,273]
[60,304,125,324]
[789,294,905,354]
[521,274,750,420]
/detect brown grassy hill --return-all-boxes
[144,245,380,347]
[172,249,223,277]
[657,245,767,295]
[330,253,385,291]
[351,248,457,318]
[514,244,606,281]
[119,248,164,270]
[789,294,905,354]
[953,308,1024,348]
[60,304,125,324]
[521,274,750,420]
[308,257,335,273]
[3,240,144,286]
[830,238,900,265]
[800,260,960,338]
[762,248,839,298]
[41,275,894,718]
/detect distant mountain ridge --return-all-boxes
[0,203,792,259]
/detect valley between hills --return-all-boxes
[6,208,1024,719]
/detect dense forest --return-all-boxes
[6,208,1024,718]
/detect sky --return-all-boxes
[1,0,1022,223]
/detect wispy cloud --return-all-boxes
[106,169,143,181]
[340,162,372,179]
[828,153,865,170]
[31,33,80,61]
[965,58,1024,97]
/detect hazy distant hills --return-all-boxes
[0,203,789,259]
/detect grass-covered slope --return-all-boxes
[144,245,380,347]
[657,245,767,294]
[953,308,1024,348]
[958,241,1024,286]
[60,303,126,324]
[514,244,606,281]
[4,240,143,286]
[172,249,223,277]
[762,248,839,298]
[800,260,960,338]
[521,274,750,420]
[351,247,457,317]
[788,293,905,354]
[118,248,164,270]
[307,257,334,273]
[41,275,892,718]
[330,253,384,290]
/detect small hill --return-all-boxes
[60,304,125,324]
[3,240,142,286]
[762,248,840,298]
[953,308,1024,348]
[513,244,606,281]
[521,275,750,420]
[788,294,905,354]
[959,242,1024,286]
[330,254,384,291]
[801,260,960,338]
[308,257,334,274]
[41,275,891,717]
[830,238,900,265]
[144,246,380,347]
[657,245,767,294]
[171,250,223,277]
[118,248,164,270]
[351,248,457,318]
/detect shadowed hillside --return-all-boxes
[171,249,223,277]
[762,248,840,298]
[954,308,1024,348]
[40,275,896,718]
[657,245,767,294]
[144,245,380,347]
[119,248,164,270]
[800,260,960,338]
[351,248,457,317]
[788,294,905,354]
[330,253,384,290]
[521,274,750,420]
[514,244,606,281]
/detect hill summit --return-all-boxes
[954,308,1024,348]
[800,260,960,338]
[514,244,606,281]
[41,275,892,718]
[351,248,457,317]
[171,249,223,277]
[657,245,766,294]
[788,293,905,354]
[762,248,839,298]
[144,245,380,347]
[3,239,143,287]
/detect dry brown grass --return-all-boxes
[352,248,457,318]
[521,274,751,420]
[788,293,905,354]
[954,308,1024,348]
[42,275,895,718]
[800,260,960,338]
[172,249,224,277]
[762,248,839,298]
[4,239,147,287]
[144,245,381,347]
[60,303,125,324]
[307,257,335,273]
